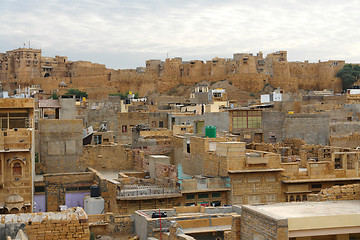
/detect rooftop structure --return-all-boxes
[240,200,360,240]
[134,205,240,240]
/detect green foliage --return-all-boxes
[336,64,360,90]
[50,93,58,99]
[109,91,138,99]
[65,89,88,99]
[109,92,127,98]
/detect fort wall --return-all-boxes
[0,48,346,98]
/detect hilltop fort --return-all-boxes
[0,48,345,98]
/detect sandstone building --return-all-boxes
[0,98,34,213]
[0,48,346,99]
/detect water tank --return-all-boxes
[90,185,100,197]
[84,196,105,215]
[151,211,167,218]
[205,126,216,138]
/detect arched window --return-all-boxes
[296,195,301,202]
[10,208,19,214]
[289,195,294,202]
[302,195,307,201]
[13,163,22,175]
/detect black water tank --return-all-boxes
[151,211,167,218]
[90,185,100,197]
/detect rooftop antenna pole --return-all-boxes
[29,41,31,49]
[159,209,162,240]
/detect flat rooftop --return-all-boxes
[243,200,360,236]
[243,200,360,220]
[98,170,138,180]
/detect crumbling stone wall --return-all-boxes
[88,213,134,236]
[117,112,149,144]
[80,144,133,171]
[44,172,95,212]
[224,215,241,240]
[308,184,360,202]
[330,132,360,148]
[0,207,89,240]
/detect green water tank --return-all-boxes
[205,126,216,138]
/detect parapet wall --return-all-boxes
[0,207,89,239]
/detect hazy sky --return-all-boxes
[1,0,359,69]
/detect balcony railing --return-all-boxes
[117,185,181,198]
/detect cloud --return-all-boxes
[0,0,360,69]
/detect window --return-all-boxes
[233,110,261,129]
[248,195,261,204]
[159,121,164,128]
[248,177,260,183]
[311,184,322,189]
[152,121,157,127]
[35,186,45,193]
[13,163,22,175]
[335,155,342,169]
[266,176,275,182]
[347,155,356,169]
[94,135,102,145]
[0,112,29,129]
[198,193,209,199]
[213,93,222,98]
[266,194,276,203]
[122,125,127,133]
[186,194,195,200]
[187,143,190,153]
[212,192,221,198]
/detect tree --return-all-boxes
[336,64,360,90]
[65,89,88,99]
[109,91,139,99]
[109,92,127,99]
[50,93,58,99]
